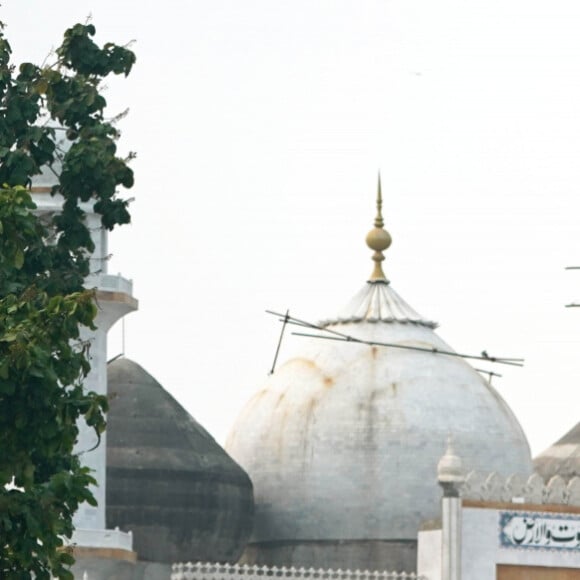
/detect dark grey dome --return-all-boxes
[106,357,254,564]
[534,421,580,483]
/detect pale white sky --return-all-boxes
[3,0,580,456]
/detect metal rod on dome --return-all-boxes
[474,368,503,385]
[268,309,290,375]
[266,310,524,368]
[291,331,524,367]
[267,309,360,340]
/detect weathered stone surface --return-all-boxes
[106,358,254,564]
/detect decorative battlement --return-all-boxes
[461,471,580,506]
[171,563,426,580]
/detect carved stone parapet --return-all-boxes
[461,470,580,506]
[170,563,426,580]
[544,475,567,504]
[568,476,580,504]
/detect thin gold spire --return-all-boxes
[374,173,384,229]
[365,174,392,282]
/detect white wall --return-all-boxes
[419,505,580,580]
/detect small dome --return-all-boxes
[534,421,580,483]
[437,437,465,498]
[106,357,254,564]
[437,438,464,485]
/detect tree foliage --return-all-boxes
[0,21,135,579]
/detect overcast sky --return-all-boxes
[3,0,580,456]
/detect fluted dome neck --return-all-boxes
[320,279,437,329]
[318,178,436,329]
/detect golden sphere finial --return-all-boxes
[366,174,391,282]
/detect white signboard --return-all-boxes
[500,512,580,550]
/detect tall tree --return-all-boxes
[0,21,135,579]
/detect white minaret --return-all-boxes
[32,172,138,557]
[437,437,465,580]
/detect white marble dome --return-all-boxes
[226,186,533,571]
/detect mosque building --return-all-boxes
[31,173,580,579]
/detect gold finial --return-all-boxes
[365,173,392,282]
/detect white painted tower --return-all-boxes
[31,171,138,557]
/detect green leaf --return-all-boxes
[14,248,24,269]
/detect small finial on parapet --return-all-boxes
[365,173,392,282]
[437,435,465,497]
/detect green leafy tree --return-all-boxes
[0,21,135,579]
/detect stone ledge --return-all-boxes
[69,546,137,562]
[462,499,580,514]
